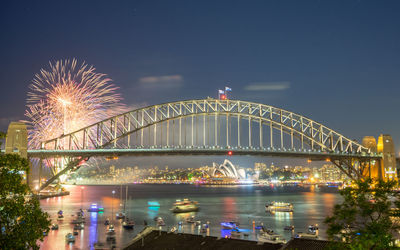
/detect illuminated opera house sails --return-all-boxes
[210,159,246,180]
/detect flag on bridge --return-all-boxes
[225,86,232,92]
[218,89,226,100]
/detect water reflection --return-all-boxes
[39,184,340,249]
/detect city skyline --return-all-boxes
[0,0,399,150]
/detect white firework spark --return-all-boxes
[25,59,126,149]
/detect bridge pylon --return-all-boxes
[362,135,397,181]
[377,134,397,181]
[5,122,32,187]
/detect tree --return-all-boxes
[325,178,400,249]
[0,135,51,249]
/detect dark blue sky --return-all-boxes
[1,0,399,161]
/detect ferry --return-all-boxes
[265,201,293,212]
[171,199,199,213]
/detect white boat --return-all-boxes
[258,232,286,244]
[116,212,126,219]
[265,202,293,212]
[295,232,319,239]
[156,217,166,226]
[106,225,116,242]
[65,233,75,242]
[186,216,196,224]
[230,229,242,238]
[171,199,199,213]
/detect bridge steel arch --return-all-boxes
[36,99,381,189]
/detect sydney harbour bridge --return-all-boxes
[4,98,397,190]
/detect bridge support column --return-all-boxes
[377,134,397,181]
[5,122,32,187]
[362,136,382,180]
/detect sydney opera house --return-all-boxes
[209,159,246,181]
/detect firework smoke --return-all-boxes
[25,59,126,148]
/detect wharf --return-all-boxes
[123,227,330,250]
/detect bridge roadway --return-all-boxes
[27,148,382,161]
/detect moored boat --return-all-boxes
[122,218,135,229]
[116,212,126,219]
[295,232,319,239]
[284,225,295,230]
[65,233,75,242]
[258,231,286,244]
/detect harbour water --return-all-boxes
[39,184,340,249]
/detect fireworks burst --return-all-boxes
[25,59,126,148]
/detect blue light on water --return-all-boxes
[89,210,98,249]
[147,203,160,219]
[147,201,160,206]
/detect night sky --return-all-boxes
[1,1,399,168]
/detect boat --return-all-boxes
[73,223,84,230]
[77,209,85,218]
[57,210,64,221]
[258,231,286,244]
[308,224,319,232]
[122,218,135,229]
[186,216,196,223]
[171,199,199,213]
[88,203,104,212]
[104,218,110,225]
[73,231,79,235]
[230,228,242,238]
[106,226,116,242]
[71,217,85,224]
[295,232,319,239]
[116,184,126,219]
[65,233,75,242]
[116,212,126,219]
[156,217,165,226]
[93,242,108,250]
[220,221,238,229]
[200,223,209,233]
[265,202,293,212]
[51,224,59,230]
[284,225,295,230]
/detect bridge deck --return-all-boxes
[26,148,381,161]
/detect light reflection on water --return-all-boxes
[39,184,340,249]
